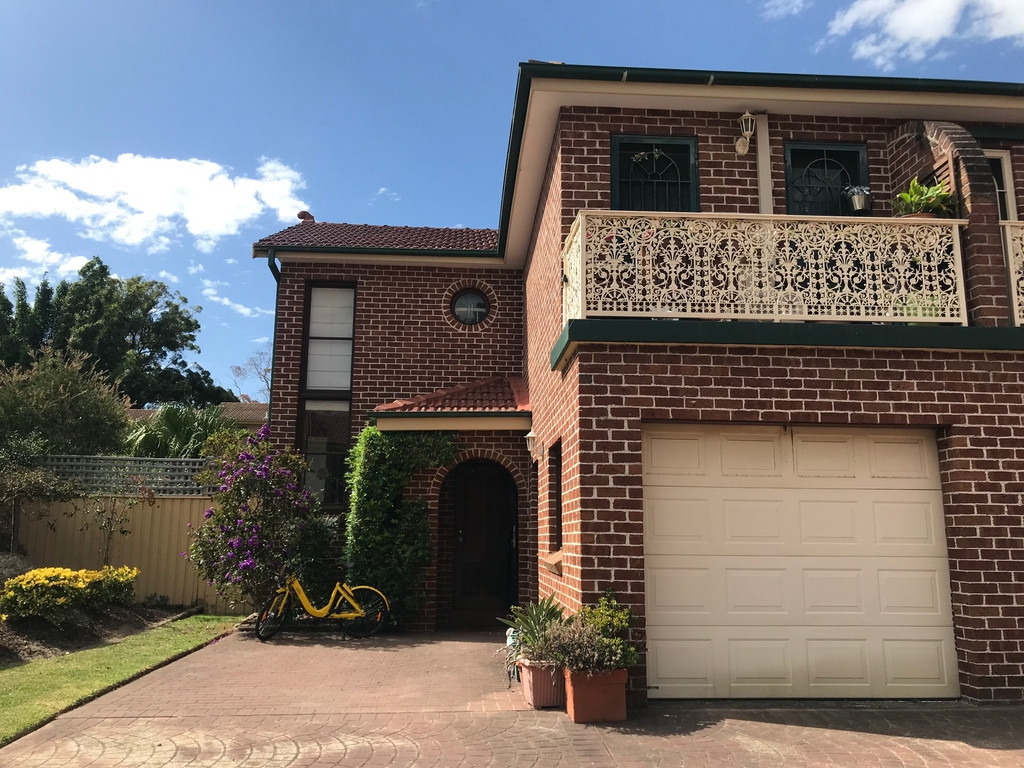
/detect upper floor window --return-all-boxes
[306,286,354,390]
[986,150,1017,221]
[612,136,698,212]
[785,143,868,216]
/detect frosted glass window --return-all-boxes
[305,287,354,391]
[306,339,352,389]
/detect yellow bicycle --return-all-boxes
[255,574,390,641]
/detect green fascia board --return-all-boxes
[550,318,1024,369]
[374,410,530,419]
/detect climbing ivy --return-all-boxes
[345,426,457,620]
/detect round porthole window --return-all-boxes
[451,289,490,326]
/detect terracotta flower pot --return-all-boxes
[517,660,565,709]
[563,668,628,723]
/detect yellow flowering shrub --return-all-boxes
[0,566,140,624]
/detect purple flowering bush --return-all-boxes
[188,425,338,606]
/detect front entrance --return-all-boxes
[438,460,517,628]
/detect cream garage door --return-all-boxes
[644,425,959,699]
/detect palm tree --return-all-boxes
[125,404,236,458]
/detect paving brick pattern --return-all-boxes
[3,630,1023,767]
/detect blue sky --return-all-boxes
[1,0,1022,400]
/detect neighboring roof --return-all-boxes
[127,402,267,424]
[217,401,268,423]
[374,377,530,414]
[254,221,498,255]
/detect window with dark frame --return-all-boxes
[548,441,563,552]
[785,142,869,216]
[301,286,355,510]
[988,155,1013,220]
[612,135,698,212]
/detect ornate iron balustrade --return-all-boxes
[1004,222,1024,327]
[562,211,968,326]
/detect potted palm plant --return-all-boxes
[893,177,957,217]
[547,593,641,723]
[498,596,566,708]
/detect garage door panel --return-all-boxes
[646,488,947,557]
[649,556,950,627]
[648,626,958,698]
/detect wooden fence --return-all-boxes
[18,497,246,616]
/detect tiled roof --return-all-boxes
[374,377,530,414]
[254,221,498,252]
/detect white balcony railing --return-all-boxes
[562,211,969,326]
[1004,222,1024,327]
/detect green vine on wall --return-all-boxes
[345,426,457,621]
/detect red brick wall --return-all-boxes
[270,261,524,443]
[568,342,1024,701]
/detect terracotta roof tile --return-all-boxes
[218,402,268,423]
[374,377,530,414]
[254,221,498,252]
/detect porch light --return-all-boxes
[736,111,756,156]
[524,430,537,456]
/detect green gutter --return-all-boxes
[551,318,1024,369]
[496,61,1024,260]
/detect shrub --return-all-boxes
[188,425,339,606]
[0,566,140,624]
[0,553,31,584]
[548,593,641,674]
[345,427,457,621]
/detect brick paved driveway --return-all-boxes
[2,628,1023,767]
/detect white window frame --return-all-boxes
[985,149,1017,221]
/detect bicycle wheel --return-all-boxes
[341,586,390,638]
[255,590,289,641]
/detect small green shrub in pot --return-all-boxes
[549,593,641,674]
[893,177,957,217]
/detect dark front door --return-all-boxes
[442,460,517,628]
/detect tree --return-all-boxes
[230,344,272,401]
[0,348,130,456]
[0,257,238,407]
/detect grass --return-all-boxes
[0,614,239,747]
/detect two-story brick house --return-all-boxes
[255,62,1024,702]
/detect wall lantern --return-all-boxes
[525,430,537,456]
[735,111,757,156]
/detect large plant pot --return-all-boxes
[563,668,628,723]
[517,660,565,709]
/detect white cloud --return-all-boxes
[369,186,401,205]
[187,260,205,275]
[824,0,1024,69]
[0,154,308,256]
[251,336,270,344]
[200,278,273,318]
[762,0,810,19]
[224,257,238,265]
[158,270,179,284]
[0,226,88,287]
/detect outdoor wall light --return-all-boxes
[735,111,757,156]
[524,430,537,456]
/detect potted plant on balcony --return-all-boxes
[842,185,872,213]
[498,595,566,708]
[548,593,641,723]
[893,177,957,218]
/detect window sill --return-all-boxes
[539,550,563,577]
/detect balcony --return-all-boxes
[1005,222,1024,326]
[562,211,969,327]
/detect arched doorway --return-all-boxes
[438,460,518,628]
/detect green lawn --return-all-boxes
[0,614,239,747]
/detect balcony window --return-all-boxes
[786,143,868,216]
[612,136,698,212]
